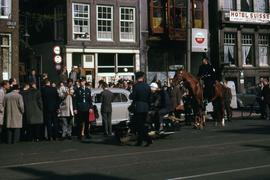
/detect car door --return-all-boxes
[111,92,130,125]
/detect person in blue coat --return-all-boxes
[129,71,152,146]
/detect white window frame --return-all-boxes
[0,0,11,19]
[224,33,237,65]
[258,34,269,66]
[241,34,254,66]
[96,5,113,41]
[119,7,136,42]
[72,3,90,41]
[0,33,12,80]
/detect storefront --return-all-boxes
[65,48,140,87]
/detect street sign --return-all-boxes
[54,55,62,64]
[53,46,61,55]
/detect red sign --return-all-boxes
[195,33,205,44]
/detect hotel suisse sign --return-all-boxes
[229,11,270,24]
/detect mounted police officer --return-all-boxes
[74,78,92,140]
[197,57,216,102]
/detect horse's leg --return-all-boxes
[221,98,225,127]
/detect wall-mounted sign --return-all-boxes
[229,11,270,24]
[53,46,61,55]
[192,28,208,52]
[54,55,62,64]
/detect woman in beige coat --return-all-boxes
[4,84,24,144]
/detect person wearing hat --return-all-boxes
[197,57,216,102]
[73,78,92,140]
[129,71,152,146]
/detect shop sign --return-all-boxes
[192,28,208,52]
[229,11,270,24]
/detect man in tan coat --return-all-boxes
[4,84,24,144]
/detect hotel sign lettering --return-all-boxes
[229,11,270,24]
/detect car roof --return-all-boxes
[91,88,130,95]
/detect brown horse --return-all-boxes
[174,69,226,128]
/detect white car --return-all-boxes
[91,88,131,126]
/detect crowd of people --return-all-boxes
[0,62,269,145]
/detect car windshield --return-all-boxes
[94,92,128,103]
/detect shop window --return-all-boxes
[97,5,113,41]
[0,34,11,80]
[72,3,90,40]
[120,7,136,42]
[259,35,269,66]
[117,54,134,73]
[0,0,11,19]
[244,77,255,90]
[193,0,203,28]
[150,0,164,33]
[242,34,254,66]
[220,0,236,10]
[241,0,253,12]
[98,53,115,73]
[254,0,268,12]
[224,33,237,65]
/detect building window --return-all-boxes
[54,6,65,41]
[259,35,269,66]
[0,0,11,19]
[241,0,253,12]
[193,0,203,28]
[254,0,268,12]
[220,0,236,10]
[0,34,11,80]
[72,3,90,40]
[169,0,187,29]
[97,5,113,41]
[120,7,135,42]
[242,34,254,66]
[150,0,164,33]
[224,33,237,65]
[117,54,134,73]
[98,54,115,73]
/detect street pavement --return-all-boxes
[0,115,270,180]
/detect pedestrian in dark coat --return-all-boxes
[197,57,216,101]
[22,83,43,141]
[129,71,152,147]
[224,80,232,121]
[41,79,60,141]
[100,82,114,136]
[3,84,24,144]
[73,79,92,139]
[262,79,270,120]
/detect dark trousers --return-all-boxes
[224,101,232,121]
[134,112,151,144]
[78,111,90,138]
[7,128,20,144]
[44,111,58,140]
[102,112,112,135]
[28,124,42,141]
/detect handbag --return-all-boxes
[89,108,96,122]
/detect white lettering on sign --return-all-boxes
[230,11,270,23]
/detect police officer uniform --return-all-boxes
[74,85,92,138]
[197,61,216,101]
